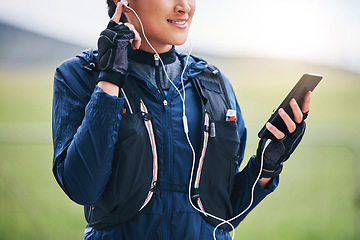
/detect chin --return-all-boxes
[173,41,187,46]
[171,35,189,46]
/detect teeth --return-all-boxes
[168,20,186,25]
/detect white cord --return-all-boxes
[127,6,187,103]
[125,6,270,240]
[127,4,192,139]
[183,122,236,240]
[212,139,272,239]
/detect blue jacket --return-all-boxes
[52,48,278,240]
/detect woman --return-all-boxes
[52,0,311,239]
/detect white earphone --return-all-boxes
[120,0,128,6]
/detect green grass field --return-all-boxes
[0,57,359,240]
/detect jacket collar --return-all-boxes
[77,48,209,79]
[128,46,177,66]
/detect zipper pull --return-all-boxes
[154,54,160,67]
[82,62,96,72]
[210,122,216,138]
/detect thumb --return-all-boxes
[111,2,123,23]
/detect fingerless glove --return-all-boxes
[251,113,308,178]
[97,20,135,87]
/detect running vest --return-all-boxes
[80,58,240,230]
[190,66,240,228]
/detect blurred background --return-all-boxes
[0,0,359,239]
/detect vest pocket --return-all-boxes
[86,104,158,229]
[193,118,240,227]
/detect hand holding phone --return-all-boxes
[258,73,323,139]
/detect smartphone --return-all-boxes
[258,73,323,139]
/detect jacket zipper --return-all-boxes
[154,53,172,239]
[163,105,171,240]
[154,54,168,106]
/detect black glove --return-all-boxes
[97,20,135,88]
[252,112,308,178]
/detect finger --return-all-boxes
[111,2,123,23]
[278,108,296,133]
[301,91,312,113]
[125,23,142,49]
[132,32,142,50]
[266,122,285,139]
[289,98,303,124]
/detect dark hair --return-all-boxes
[106,0,128,22]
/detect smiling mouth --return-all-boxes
[167,19,188,25]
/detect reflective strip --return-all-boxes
[194,112,210,189]
[197,198,207,216]
[139,99,158,211]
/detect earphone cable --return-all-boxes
[123,6,269,240]
[127,6,185,103]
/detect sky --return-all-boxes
[0,0,359,73]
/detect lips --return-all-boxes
[167,18,188,29]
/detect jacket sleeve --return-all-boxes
[52,57,125,205]
[221,73,279,227]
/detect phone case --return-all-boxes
[258,73,323,139]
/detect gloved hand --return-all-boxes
[252,112,308,178]
[97,20,135,88]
